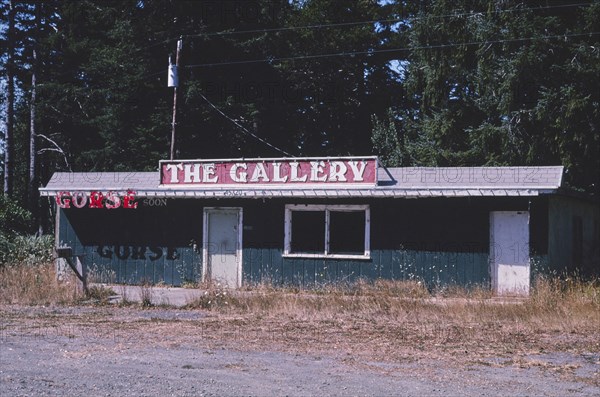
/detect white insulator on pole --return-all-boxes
[168,56,178,87]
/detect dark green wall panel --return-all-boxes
[240,248,489,288]
[57,196,523,287]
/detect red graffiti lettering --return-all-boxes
[56,192,72,208]
[122,190,138,209]
[54,191,137,209]
[88,191,104,208]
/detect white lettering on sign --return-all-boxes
[250,163,270,182]
[310,161,327,182]
[230,163,247,182]
[348,161,367,182]
[290,162,308,182]
[202,163,218,183]
[166,163,183,183]
[329,161,347,182]
[272,162,288,183]
[184,164,200,183]
[160,157,378,186]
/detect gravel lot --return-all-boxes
[1,305,599,396]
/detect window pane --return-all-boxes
[291,211,325,253]
[329,211,365,254]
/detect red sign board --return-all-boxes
[160,157,378,187]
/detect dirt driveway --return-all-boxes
[1,304,598,396]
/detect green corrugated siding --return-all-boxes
[63,245,490,288]
[59,206,202,285]
[531,255,550,282]
[80,245,200,285]
[242,248,489,288]
[547,195,600,276]
[57,197,497,288]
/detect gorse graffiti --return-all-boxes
[96,245,180,261]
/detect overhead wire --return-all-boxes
[59,1,596,155]
[198,92,293,157]
[122,1,593,60]
[153,2,593,45]
[132,2,596,71]
[183,32,600,68]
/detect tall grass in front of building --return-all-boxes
[0,262,82,305]
[185,276,600,346]
[0,234,54,266]
[0,234,83,305]
[0,195,83,304]
[1,233,598,340]
[187,276,600,316]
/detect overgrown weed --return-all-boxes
[86,284,116,304]
[0,263,81,305]
[2,262,598,340]
[185,280,238,310]
[183,276,600,341]
[139,280,154,307]
[117,284,133,306]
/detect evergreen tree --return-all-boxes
[1,0,598,229]
[275,0,404,155]
[371,108,403,167]
[401,0,599,195]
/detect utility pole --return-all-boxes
[169,38,182,160]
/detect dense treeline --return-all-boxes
[1,0,599,234]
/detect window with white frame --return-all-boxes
[284,204,370,259]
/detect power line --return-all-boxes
[167,2,592,42]
[140,30,598,80]
[88,2,600,82]
[183,32,600,68]
[129,2,593,69]
[198,92,293,157]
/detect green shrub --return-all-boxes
[0,234,54,267]
[0,195,31,235]
[0,195,48,266]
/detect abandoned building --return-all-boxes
[40,157,599,295]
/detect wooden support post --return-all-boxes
[56,246,89,295]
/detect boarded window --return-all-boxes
[284,205,370,258]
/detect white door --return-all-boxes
[490,211,530,295]
[203,208,242,288]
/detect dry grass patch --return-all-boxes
[185,281,239,309]
[0,263,81,305]
[182,276,600,363]
[138,279,155,307]
[86,284,116,303]
[1,264,598,368]
[0,272,597,388]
